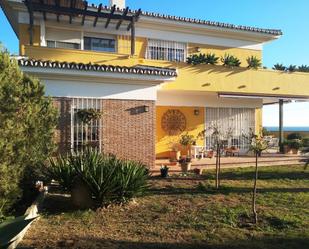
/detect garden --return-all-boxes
[20,164,309,249]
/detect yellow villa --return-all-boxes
[1,0,309,167]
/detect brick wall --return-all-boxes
[52,98,156,168]
[53,97,72,154]
[102,99,156,168]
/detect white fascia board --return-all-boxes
[138,16,280,43]
[43,79,158,101]
[157,90,263,108]
[136,27,263,50]
[20,67,176,85]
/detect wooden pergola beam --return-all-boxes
[55,0,60,22]
[127,8,141,31]
[69,0,76,24]
[116,7,129,30]
[39,0,46,20]
[105,5,116,28]
[29,2,133,21]
[93,3,102,27]
[81,1,88,25]
[25,0,34,45]
[130,17,135,56]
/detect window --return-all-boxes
[47,40,80,49]
[84,37,116,52]
[71,98,103,152]
[204,108,256,151]
[146,39,187,62]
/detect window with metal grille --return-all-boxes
[84,37,116,52]
[205,107,256,151]
[71,98,103,153]
[146,39,187,62]
[47,40,80,49]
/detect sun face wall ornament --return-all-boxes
[161,109,186,135]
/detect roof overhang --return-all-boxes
[17,58,177,84]
[218,92,309,105]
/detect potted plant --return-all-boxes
[179,157,192,172]
[283,133,303,154]
[169,143,181,162]
[179,133,196,158]
[160,165,169,178]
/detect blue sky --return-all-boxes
[1,0,308,127]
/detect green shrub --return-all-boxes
[283,139,303,150]
[186,53,219,65]
[272,63,286,71]
[51,150,149,205]
[48,155,76,190]
[287,65,297,72]
[302,138,309,147]
[246,56,262,69]
[298,65,309,72]
[0,47,58,217]
[287,133,302,140]
[221,54,241,67]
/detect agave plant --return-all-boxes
[187,53,219,65]
[0,215,38,248]
[298,65,309,72]
[69,150,149,205]
[246,56,262,69]
[272,63,286,71]
[287,65,297,72]
[48,155,76,190]
[205,53,219,65]
[221,54,241,67]
[187,53,206,65]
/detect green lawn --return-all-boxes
[21,165,309,249]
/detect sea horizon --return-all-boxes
[264,126,309,132]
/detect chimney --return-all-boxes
[109,0,125,9]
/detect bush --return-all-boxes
[287,133,302,140]
[247,56,262,69]
[221,54,241,67]
[186,53,219,65]
[298,65,309,72]
[301,138,309,147]
[49,150,149,205]
[273,63,286,71]
[0,47,58,217]
[283,139,303,150]
[48,155,76,190]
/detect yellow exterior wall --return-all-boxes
[188,43,262,67]
[255,108,263,135]
[156,106,205,158]
[19,24,40,55]
[21,36,309,97]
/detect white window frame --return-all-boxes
[146,39,187,62]
[204,107,256,152]
[83,34,117,53]
[71,98,103,153]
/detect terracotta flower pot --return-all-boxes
[181,162,192,172]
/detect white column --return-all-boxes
[80,30,84,50]
[40,19,46,46]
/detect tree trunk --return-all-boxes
[215,143,219,189]
[218,146,221,188]
[252,152,258,224]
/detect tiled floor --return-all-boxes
[153,153,309,174]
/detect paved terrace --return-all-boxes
[153,153,309,174]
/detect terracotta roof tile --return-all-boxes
[17,58,178,77]
[88,4,282,36]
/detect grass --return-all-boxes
[20,165,309,249]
